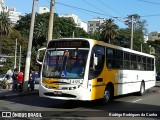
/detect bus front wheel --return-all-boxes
[103,86,113,104]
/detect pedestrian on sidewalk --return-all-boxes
[29,70,36,91]
[3,67,13,89]
[12,68,18,91]
[17,70,24,92]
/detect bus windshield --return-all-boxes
[42,49,89,79]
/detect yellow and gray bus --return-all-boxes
[37,38,156,103]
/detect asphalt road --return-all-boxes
[0,82,159,120]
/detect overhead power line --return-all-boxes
[55,1,160,26]
[81,0,113,17]
[141,14,160,17]
[96,0,125,17]
[56,2,123,19]
[137,0,160,5]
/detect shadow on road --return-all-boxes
[1,88,160,120]
[1,84,160,119]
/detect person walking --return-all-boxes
[12,68,18,91]
[29,70,36,91]
[4,67,13,89]
[17,70,24,92]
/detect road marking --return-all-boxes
[132,99,142,103]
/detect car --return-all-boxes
[0,74,5,81]
[0,74,6,85]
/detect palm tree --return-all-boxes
[100,19,119,43]
[34,21,48,40]
[0,11,12,53]
[33,21,48,47]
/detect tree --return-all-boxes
[147,40,160,74]
[74,27,87,38]
[87,31,100,40]
[0,29,28,73]
[14,13,31,37]
[125,14,147,34]
[111,28,129,47]
[0,11,12,53]
[100,18,119,43]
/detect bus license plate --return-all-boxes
[54,91,62,95]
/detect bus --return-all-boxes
[36,38,156,104]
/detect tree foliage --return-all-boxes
[100,18,119,43]
[0,11,12,53]
[1,12,160,74]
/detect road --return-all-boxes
[0,82,160,120]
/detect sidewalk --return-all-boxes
[0,84,39,99]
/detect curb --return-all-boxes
[0,91,39,99]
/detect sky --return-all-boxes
[4,0,160,33]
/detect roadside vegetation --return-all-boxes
[0,12,159,74]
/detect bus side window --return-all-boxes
[89,46,105,79]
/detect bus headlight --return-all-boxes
[69,86,76,90]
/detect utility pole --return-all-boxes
[72,31,75,38]
[14,38,17,69]
[23,0,38,92]
[47,0,55,42]
[18,45,21,72]
[130,15,134,50]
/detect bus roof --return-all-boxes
[49,38,155,58]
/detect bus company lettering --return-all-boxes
[120,73,127,79]
[11,112,42,118]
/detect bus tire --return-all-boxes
[139,82,145,96]
[103,86,113,104]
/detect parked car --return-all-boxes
[0,74,5,85]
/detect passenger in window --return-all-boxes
[137,64,141,70]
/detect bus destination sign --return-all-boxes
[48,40,89,48]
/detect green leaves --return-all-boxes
[99,19,119,43]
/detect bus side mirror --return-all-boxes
[36,47,46,65]
[93,54,98,66]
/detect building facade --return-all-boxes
[148,31,160,41]
[59,14,87,32]
[39,6,49,14]
[8,7,21,24]
[0,0,5,12]
[0,0,21,24]
[87,18,105,33]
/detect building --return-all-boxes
[0,0,21,24]
[8,7,21,24]
[59,14,87,32]
[143,35,148,43]
[148,31,160,41]
[39,6,49,14]
[0,0,6,12]
[88,18,105,33]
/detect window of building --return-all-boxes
[96,23,100,26]
[90,24,93,27]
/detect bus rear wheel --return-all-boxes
[139,82,145,96]
[103,86,112,104]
